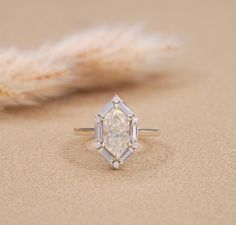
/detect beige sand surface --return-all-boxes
[0,0,235,225]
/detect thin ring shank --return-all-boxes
[74,128,160,136]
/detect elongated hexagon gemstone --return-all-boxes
[103,107,130,157]
[95,95,138,168]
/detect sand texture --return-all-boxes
[0,0,235,225]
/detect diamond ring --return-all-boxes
[74,95,160,169]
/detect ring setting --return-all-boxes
[74,95,160,169]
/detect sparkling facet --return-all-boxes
[132,142,138,149]
[100,148,114,162]
[131,123,138,143]
[120,148,134,162]
[95,115,102,123]
[132,116,138,123]
[95,122,103,142]
[118,101,134,117]
[103,108,130,158]
[112,95,121,104]
[112,160,120,169]
[95,141,102,149]
[99,101,113,117]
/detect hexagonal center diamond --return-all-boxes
[103,108,129,157]
[95,95,138,168]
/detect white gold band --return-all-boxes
[74,128,160,136]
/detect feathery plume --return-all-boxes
[0,25,178,108]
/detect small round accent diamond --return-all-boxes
[112,160,120,169]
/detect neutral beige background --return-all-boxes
[0,0,236,225]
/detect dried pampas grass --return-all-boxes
[0,25,178,108]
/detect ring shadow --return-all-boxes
[62,136,174,180]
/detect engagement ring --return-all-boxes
[74,95,160,169]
